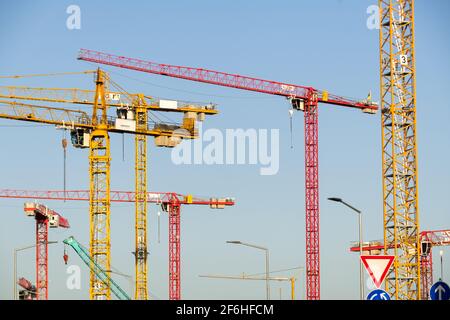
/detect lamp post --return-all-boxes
[13,241,58,300]
[227,241,270,300]
[328,197,363,300]
[440,250,444,281]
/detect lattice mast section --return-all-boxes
[379,0,421,300]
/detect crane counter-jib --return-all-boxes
[0,100,197,139]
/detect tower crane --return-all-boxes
[77,49,378,300]
[63,236,131,300]
[0,69,218,300]
[23,202,70,300]
[0,189,235,300]
[17,277,37,300]
[349,229,450,300]
[379,0,420,300]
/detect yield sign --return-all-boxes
[360,255,394,288]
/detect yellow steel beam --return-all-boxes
[0,85,218,114]
[135,95,148,300]
[89,69,111,300]
[89,128,111,300]
[0,100,197,139]
[379,0,420,300]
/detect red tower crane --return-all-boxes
[5,189,234,300]
[23,202,70,300]
[17,277,37,300]
[349,229,450,300]
[76,49,378,299]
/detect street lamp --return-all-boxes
[13,241,58,300]
[440,250,444,281]
[226,240,270,300]
[328,197,364,300]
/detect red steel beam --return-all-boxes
[24,202,69,300]
[36,218,48,300]
[2,189,234,206]
[77,49,377,111]
[168,198,181,300]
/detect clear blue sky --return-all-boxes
[0,0,449,300]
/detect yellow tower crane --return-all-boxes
[379,0,420,300]
[0,69,218,300]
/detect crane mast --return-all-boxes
[89,68,111,300]
[420,230,450,299]
[134,95,148,300]
[379,0,420,300]
[167,197,181,300]
[23,202,70,300]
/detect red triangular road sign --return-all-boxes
[360,255,394,288]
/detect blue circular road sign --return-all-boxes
[430,281,450,300]
[367,289,391,300]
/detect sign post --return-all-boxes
[361,255,394,300]
[430,281,450,301]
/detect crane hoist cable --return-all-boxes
[102,64,276,100]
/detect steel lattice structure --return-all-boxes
[420,249,432,299]
[36,219,48,300]
[134,100,148,300]
[304,97,320,299]
[88,71,112,300]
[379,0,421,300]
[420,230,450,299]
[24,203,69,300]
[89,128,111,300]
[168,200,181,300]
[77,48,378,300]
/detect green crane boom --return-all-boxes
[63,236,131,300]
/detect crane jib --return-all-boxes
[78,49,378,113]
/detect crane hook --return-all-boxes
[63,244,69,265]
